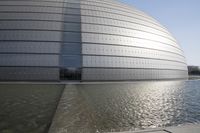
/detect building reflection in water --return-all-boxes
[0,84,64,133]
[50,81,196,133]
[1,81,200,133]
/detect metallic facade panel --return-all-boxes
[80,16,175,43]
[0,67,59,81]
[82,23,178,46]
[0,0,64,81]
[0,6,63,13]
[0,12,63,21]
[0,54,59,66]
[0,21,63,31]
[82,56,187,70]
[82,68,188,81]
[0,31,62,41]
[81,23,176,43]
[80,0,187,81]
[0,1,63,7]
[80,8,171,36]
[0,0,188,81]
[82,43,186,63]
[0,42,61,54]
[81,33,183,55]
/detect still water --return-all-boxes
[0,80,200,133]
[0,84,64,133]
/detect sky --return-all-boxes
[121,0,200,66]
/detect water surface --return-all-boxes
[0,84,64,133]
[50,80,200,132]
[1,80,200,133]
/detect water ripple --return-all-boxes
[50,80,200,132]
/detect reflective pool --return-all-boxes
[0,84,64,133]
[50,80,200,132]
[1,80,200,133]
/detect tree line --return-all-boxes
[188,66,200,75]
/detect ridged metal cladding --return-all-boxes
[0,0,188,81]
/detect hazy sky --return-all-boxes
[121,0,200,66]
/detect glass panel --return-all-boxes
[60,68,81,80]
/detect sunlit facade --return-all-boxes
[0,0,188,81]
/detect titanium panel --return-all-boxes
[80,16,174,42]
[0,54,59,66]
[82,68,188,81]
[82,24,178,46]
[81,33,183,55]
[81,0,160,23]
[80,9,170,36]
[82,56,187,70]
[0,67,59,81]
[0,1,63,7]
[0,0,188,81]
[0,0,64,81]
[0,21,62,31]
[79,0,188,81]
[82,43,186,62]
[0,31,62,41]
[80,4,165,28]
[0,12,63,21]
[0,42,60,54]
[0,6,63,13]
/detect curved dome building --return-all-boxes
[0,0,188,81]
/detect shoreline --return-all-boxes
[107,124,200,133]
[189,75,200,80]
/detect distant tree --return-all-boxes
[188,66,200,75]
